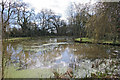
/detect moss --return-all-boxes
[4,64,68,78]
[4,66,54,78]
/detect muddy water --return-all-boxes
[2,37,120,78]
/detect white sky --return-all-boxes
[23,0,96,20]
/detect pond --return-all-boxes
[2,37,120,78]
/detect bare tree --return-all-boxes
[67,2,90,37]
[15,1,34,36]
[0,0,17,79]
[86,2,120,43]
[37,9,56,35]
[1,0,16,39]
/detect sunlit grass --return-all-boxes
[3,37,32,42]
[8,37,31,40]
[102,41,113,44]
[102,40,119,44]
[75,38,93,42]
[75,38,120,44]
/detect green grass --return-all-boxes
[75,38,93,42]
[102,40,119,44]
[7,37,31,40]
[3,37,32,42]
[102,41,113,44]
[75,38,120,44]
[2,36,67,42]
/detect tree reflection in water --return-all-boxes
[3,37,120,78]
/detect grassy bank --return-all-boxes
[3,37,32,43]
[75,38,93,43]
[2,36,71,42]
[75,38,120,45]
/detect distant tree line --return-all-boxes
[67,2,120,43]
[0,0,120,42]
[85,2,120,43]
[1,0,67,38]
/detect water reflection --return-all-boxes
[3,37,120,78]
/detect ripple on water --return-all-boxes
[4,37,120,78]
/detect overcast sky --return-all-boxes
[23,0,97,20]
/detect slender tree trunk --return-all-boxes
[0,11,2,80]
[1,0,5,79]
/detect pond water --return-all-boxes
[2,37,120,78]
